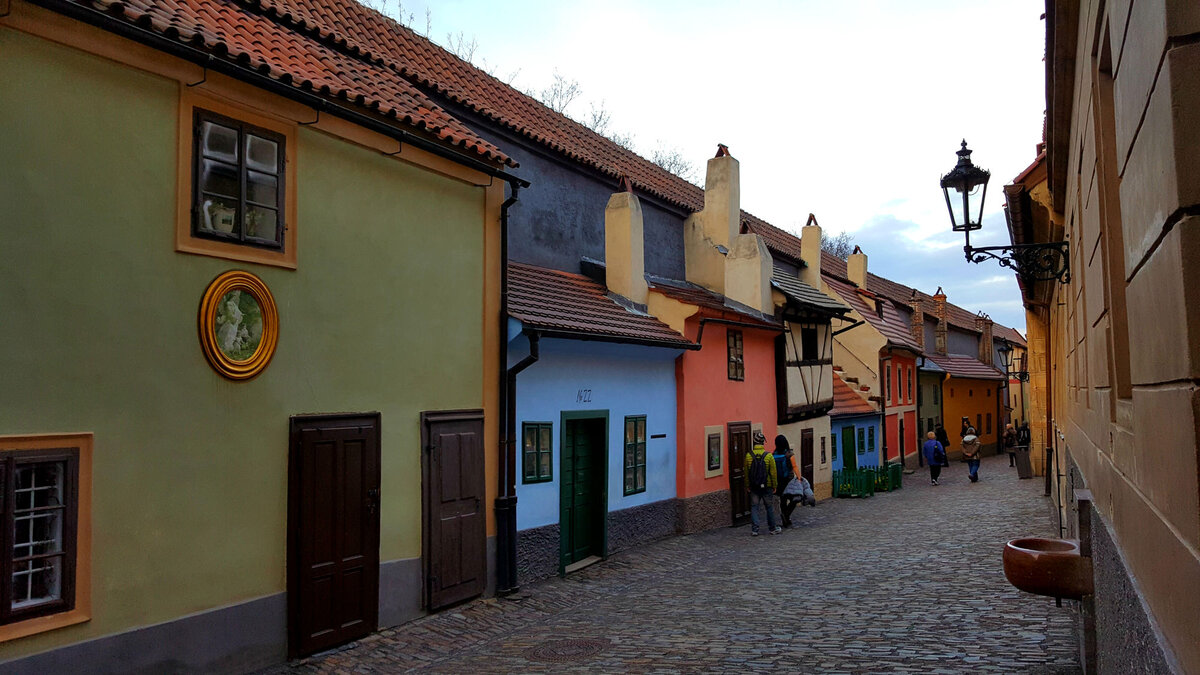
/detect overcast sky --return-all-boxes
[381,0,1046,333]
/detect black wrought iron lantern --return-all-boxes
[940,141,1071,283]
[940,140,990,232]
[997,340,1013,371]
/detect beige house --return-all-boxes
[1005,0,1200,671]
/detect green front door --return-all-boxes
[842,426,858,470]
[560,414,607,570]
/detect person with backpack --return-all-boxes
[962,426,982,482]
[773,434,803,527]
[1003,423,1018,467]
[744,431,780,535]
[923,431,946,485]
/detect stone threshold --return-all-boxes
[564,555,603,574]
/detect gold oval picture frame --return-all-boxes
[198,270,279,380]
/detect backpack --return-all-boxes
[748,450,769,490]
[775,452,793,483]
[933,443,947,465]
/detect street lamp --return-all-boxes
[940,140,1071,283]
[997,339,1030,382]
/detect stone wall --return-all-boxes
[516,523,559,586]
[676,490,732,534]
[607,499,678,555]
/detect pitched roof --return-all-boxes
[923,353,1005,380]
[507,262,695,348]
[830,371,877,418]
[994,324,1027,347]
[646,277,778,329]
[771,265,849,315]
[743,214,806,264]
[61,0,511,167]
[823,276,922,352]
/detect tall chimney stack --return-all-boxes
[847,245,867,288]
[604,177,648,305]
[799,213,822,289]
[975,313,995,364]
[909,290,925,351]
[684,145,741,294]
[934,286,948,356]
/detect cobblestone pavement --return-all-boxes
[272,455,1080,674]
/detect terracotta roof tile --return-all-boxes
[924,353,1005,380]
[646,277,779,328]
[823,276,922,352]
[830,371,878,418]
[64,0,510,166]
[508,262,694,348]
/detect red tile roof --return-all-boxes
[823,276,922,353]
[818,251,1022,340]
[743,214,806,264]
[65,0,510,166]
[830,372,877,418]
[646,278,779,329]
[508,262,695,348]
[994,324,1027,347]
[924,353,1005,380]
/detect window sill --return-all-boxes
[177,236,296,269]
[0,608,89,643]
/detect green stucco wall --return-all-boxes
[0,28,487,659]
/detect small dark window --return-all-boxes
[868,426,875,452]
[857,428,866,455]
[986,413,993,435]
[193,109,286,250]
[727,330,744,381]
[976,414,983,434]
[969,388,974,397]
[706,433,722,472]
[624,416,647,495]
[885,368,892,403]
[908,368,913,402]
[0,448,79,626]
[987,387,991,397]
[934,386,940,404]
[820,437,826,464]
[521,423,552,483]
[830,434,838,460]
[800,326,818,361]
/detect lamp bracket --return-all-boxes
[964,241,1070,283]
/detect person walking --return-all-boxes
[1003,423,1018,467]
[773,434,805,527]
[962,426,982,482]
[935,424,951,459]
[923,431,946,485]
[744,431,781,536]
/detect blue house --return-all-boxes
[830,370,882,471]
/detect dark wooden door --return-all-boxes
[422,410,486,611]
[800,428,815,485]
[899,419,906,461]
[288,413,381,658]
[727,423,751,524]
[560,417,606,568]
[841,426,858,470]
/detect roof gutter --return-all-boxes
[534,328,700,351]
[29,0,530,189]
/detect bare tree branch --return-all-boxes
[650,144,698,183]
[820,230,855,259]
[539,72,582,114]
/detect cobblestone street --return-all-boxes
[274,455,1079,674]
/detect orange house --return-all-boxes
[653,280,780,532]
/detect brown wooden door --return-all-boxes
[422,410,486,611]
[288,413,381,658]
[800,428,815,486]
[727,423,751,524]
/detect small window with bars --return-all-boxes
[193,109,287,250]
[830,434,838,460]
[624,416,647,495]
[0,448,78,625]
[521,423,553,483]
[868,426,875,453]
[727,330,744,381]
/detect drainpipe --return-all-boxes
[878,353,888,466]
[496,329,538,594]
[916,355,925,468]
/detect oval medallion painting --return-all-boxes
[199,270,278,380]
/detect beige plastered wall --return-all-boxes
[0,21,499,660]
[1047,0,1200,669]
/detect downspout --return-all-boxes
[916,355,925,468]
[495,185,526,596]
[878,353,888,466]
